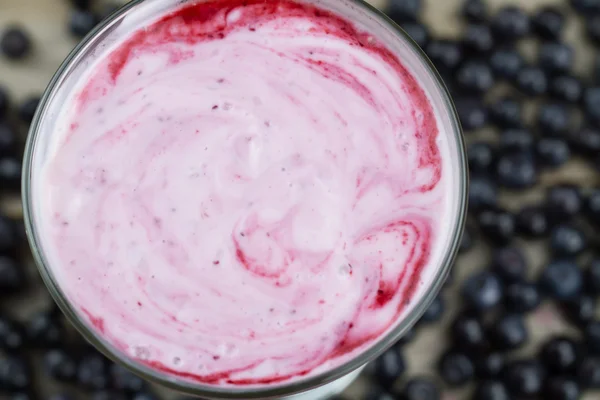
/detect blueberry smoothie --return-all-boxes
[31,0,458,389]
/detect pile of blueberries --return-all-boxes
[0,0,600,399]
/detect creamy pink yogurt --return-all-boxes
[36,0,454,387]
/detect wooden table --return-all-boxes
[1,0,598,399]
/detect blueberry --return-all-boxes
[365,386,395,400]
[583,86,600,126]
[456,97,488,131]
[578,357,600,388]
[502,359,545,397]
[400,21,429,49]
[451,312,487,350]
[0,123,18,157]
[562,294,596,326]
[539,42,574,75]
[462,271,504,312]
[568,126,600,158]
[462,0,487,23]
[587,15,600,44]
[490,47,524,80]
[69,9,99,38]
[544,376,580,400]
[533,7,565,40]
[396,325,416,347]
[491,246,527,283]
[71,0,92,9]
[474,352,505,379]
[48,395,74,400]
[504,281,541,313]
[571,0,600,14]
[550,75,583,103]
[0,157,22,191]
[420,295,444,324]
[537,102,572,136]
[0,26,32,60]
[516,205,550,237]
[456,60,495,93]
[515,65,548,96]
[425,40,463,73]
[546,185,582,221]
[110,363,146,393]
[468,142,496,174]
[10,393,35,400]
[540,336,581,374]
[585,189,600,226]
[44,349,77,383]
[438,350,474,386]
[499,128,534,151]
[489,97,522,128]
[91,391,127,400]
[388,0,422,22]
[463,23,495,54]
[539,259,582,300]
[131,392,159,400]
[535,138,571,168]
[469,176,498,210]
[374,347,405,388]
[585,257,600,295]
[0,87,9,120]
[488,314,528,351]
[0,256,26,294]
[477,207,515,245]
[550,224,587,257]
[585,320,600,354]
[19,96,40,124]
[495,152,537,189]
[472,380,510,400]
[0,355,30,392]
[0,315,25,352]
[493,6,531,41]
[25,311,64,348]
[459,224,475,253]
[401,377,440,400]
[77,352,110,390]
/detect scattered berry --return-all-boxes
[533,7,565,40]
[438,349,474,386]
[374,347,405,388]
[0,26,32,60]
[492,6,531,41]
[462,271,504,312]
[477,207,515,245]
[539,259,582,300]
[490,47,524,80]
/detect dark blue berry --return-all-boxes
[0,355,31,391]
[110,363,146,393]
[0,26,32,60]
[489,97,522,128]
[550,224,587,257]
[491,246,527,283]
[490,47,524,80]
[463,23,495,54]
[578,357,600,389]
[77,352,110,390]
[515,65,548,96]
[460,224,475,253]
[540,336,581,374]
[396,325,416,347]
[495,152,537,189]
[425,40,463,72]
[536,138,570,168]
[10,393,35,400]
[545,376,580,400]
[568,126,600,158]
[585,320,600,354]
[0,87,9,120]
[477,207,515,245]
[472,380,510,400]
[19,96,40,124]
[492,6,531,41]
[91,391,127,400]
[402,377,440,400]
[585,257,600,295]
[585,189,600,226]
[587,15,600,44]
[365,386,395,400]
[539,42,574,74]
[537,102,572,136]
[456,97,488,131]
[387,0,422,22]
[0,256,26,295]
[468,142,496,174]
[571,0,600,14]
[583,86,600,126]
[0,123,17,156]
[546,185,582,220]
[489,314,528,350]
[0,315,25,352]
[25,311,64,348]
[0,157,22,191]
[474,353,505,379]
[550,75,583,103]
[469,176,498,210]
[438,350,474,387]
[462,271,504,312]
[533,7,565,40]
[69,9,99,38]
[44,349,77,383]
[462,0,487,23]
[516,205,550,237]
[562,294,596,326]
[504,281,541,313]
[131,392,159,400]
[374,347,405,388]
[499,128,533,151]
[539,259,582,300]
[456,60,495,93]
[451,312,487,350]
[502,359,545,397]
[420,295,444,324]
[400,21,429,49]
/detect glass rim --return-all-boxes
[21,0,469,398]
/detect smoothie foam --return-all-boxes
[34,0,455,387]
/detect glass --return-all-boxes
[22,0,468,398]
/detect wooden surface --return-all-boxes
[1,0,599,399]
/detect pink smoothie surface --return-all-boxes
[35,0,456,387]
